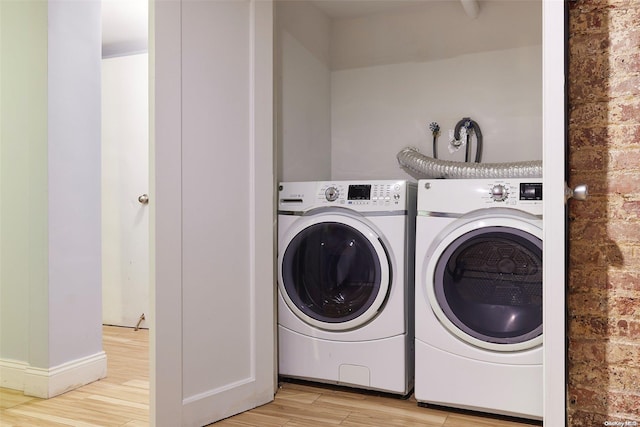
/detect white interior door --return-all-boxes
[102,53,150,328]
[542,0,567,424]
[151,1,275,426]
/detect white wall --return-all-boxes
[0,0,105,398]
[331,45,542,180]
[0,0,49,369]
[47,0,103,369]
[276,0,542,182]
[276,1,332,182]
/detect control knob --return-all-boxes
[325,186,339,202]
[491,184,508,202]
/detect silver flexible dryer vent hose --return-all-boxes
[397,147,543,179]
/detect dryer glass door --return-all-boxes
[434,226,542,346]
[281,221,385,326]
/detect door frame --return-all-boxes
[542,0,567,424]
[148,0,567,424]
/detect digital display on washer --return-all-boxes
[348,185,371,200]
[520,183,543,200]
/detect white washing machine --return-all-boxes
[414,178,543,420]
[277,180,416,395]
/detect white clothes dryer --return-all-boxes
[278,180,416,395]
[415,178,543,420]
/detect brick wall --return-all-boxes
[568,0,640,425]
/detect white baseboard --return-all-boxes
[1,351,107,398]
[0,359,30,391]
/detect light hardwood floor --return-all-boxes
[1,326,541,427]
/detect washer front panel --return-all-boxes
[279,214,391,331]
[424,215,543,352]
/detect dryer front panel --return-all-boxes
[280,216,391,331]
[424,215,543,352]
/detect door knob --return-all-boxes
[138,194,149,205]
[565,184,588,203]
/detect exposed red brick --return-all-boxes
[569,76,609,103]
[568,339,608,364]
[570,31,612,57]
[609,366,640,391]
[606,220,640,241]
[609,6,640,37]
[608,270,640,292]
[610,243,638,267]
[609,75,640,98]
[570,215,607,239]
[607,390,640,416]
[627,320,640,338]
[617,319,629,336]
[569,314,611,338]
[611,52,640,76]
[569,241,606,267]
[569,102,610,127]
[605,340,640,366]
[609,199,640,220]
[568,291,608,316]
[610,97,640,124]
[568,385,609,413]
[609,296,640,316]
[607,172,640,195]
[610,27,640,53]
[570,6,609,33]
[550,0,640,420]
[568,126,609,149]
[607,124,640,148]
[569,268,608,293]
[569,194,610,220]
[609,148,640,170]
[567,410,609,427]
[569,148,606,172]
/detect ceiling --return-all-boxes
[310,1,427,19]
[101,0,148,57]
[99,0,475,57]
[100,0,432,56]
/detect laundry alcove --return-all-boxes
[275,0,543,183]
[150,0,567,425]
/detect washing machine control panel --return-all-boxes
[319,182,404,208]
[279,181,412,212]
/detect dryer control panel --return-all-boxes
[417,178,543,216]
[482,181,543,206]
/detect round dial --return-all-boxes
[491,184,508,202]
[325,186,339,202]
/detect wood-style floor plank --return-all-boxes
[0,326,149,427]
[1,326,540,426]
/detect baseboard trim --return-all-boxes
[0,359,30,391]
[1,351,107,398]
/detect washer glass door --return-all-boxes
[281,220,388,330]
[433,225,542,348]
